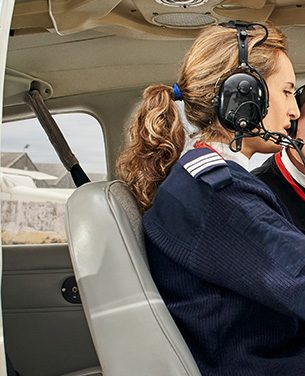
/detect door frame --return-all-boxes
[0,1,16,375]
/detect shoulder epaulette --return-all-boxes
[179,147,233,190]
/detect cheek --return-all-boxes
[263,105,278,129]
[267,95,281,116]
[263,95,285,130]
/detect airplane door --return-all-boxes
[0,1,16,375]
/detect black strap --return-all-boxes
[220,20,251,67]
[25,89,91,187]
[237,26,248,67]
[70,164,90,186]
[220,20,268,68]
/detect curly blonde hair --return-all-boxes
[116,23,287,212]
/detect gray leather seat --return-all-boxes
[65,180,201,376]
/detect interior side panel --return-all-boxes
[2,244,99,376]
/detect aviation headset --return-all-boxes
[215,21,269,134]
[212,21,305,163]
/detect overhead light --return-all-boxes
[152,12,215,28]
[155,0,209,7]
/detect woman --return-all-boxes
[117,22,305,375]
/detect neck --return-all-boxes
[205,134,251,159]
[239,144,253,159]
[231,138,253,159]
[287,148,305,174]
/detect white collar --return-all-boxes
[209,142,250,171]
[281,148,305,188]
[181,137,250,170]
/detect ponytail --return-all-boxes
[116,84,185,212]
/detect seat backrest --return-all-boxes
[65,180,201,376]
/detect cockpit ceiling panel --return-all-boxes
[11,0,305,38]
[6,0,305,104]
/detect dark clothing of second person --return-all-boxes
[143,147,305,376]
[252,153,305,234]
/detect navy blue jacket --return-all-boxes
[143,147,305,376]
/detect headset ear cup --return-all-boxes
[289,120,298,139]
[217,72,268,132]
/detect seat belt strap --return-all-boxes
[25,89,90,187]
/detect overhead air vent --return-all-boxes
[152,12,214,28]
[155,0,208,7]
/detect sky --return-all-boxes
[1,113,107,174]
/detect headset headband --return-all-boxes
[220,21,269,68]
[221,21,252,67]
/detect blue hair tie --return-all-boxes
[172,82,183,101]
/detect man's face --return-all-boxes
[296,102,305,142]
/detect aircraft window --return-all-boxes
[1,112,106,245]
